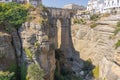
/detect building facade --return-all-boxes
[87,0,120,14]
[0,0,42,6]
[63,4,86,10]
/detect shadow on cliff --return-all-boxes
[54,19,95,80]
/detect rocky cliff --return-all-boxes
[0,8,56,80]
[72,15,120,80]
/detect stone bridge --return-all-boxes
[47,7,77,51]
[46,7,82,77]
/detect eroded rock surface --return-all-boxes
[72,15,120,80]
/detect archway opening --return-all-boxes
[56,19,62,49]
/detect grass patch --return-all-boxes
[117,21,120,27]
[115,40,120,49]
[0,71,15,80]
[92,65,99,79]
[24,48,33,61]
[34,41,39,48]
[73,18,86,25]
[113,21,120,35]
[90,22,98,28]
[90,14,99,21]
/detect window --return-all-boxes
[117,0,119,5]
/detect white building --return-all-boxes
[63,4,86,10]
[87,0,120,14]
[87,0,98,13]
[104,0,120,13]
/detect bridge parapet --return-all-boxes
[47,7,77,18]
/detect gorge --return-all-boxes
[0,2,120,80]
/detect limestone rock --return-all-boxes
[72,15,120,80]
[0,30,16,71]
[19,22,55,80]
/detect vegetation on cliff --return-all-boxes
[90,22,98,28]
[0,71,14,80]
[0,2,28,30]
[90,14,99,21]
[114,21,120,35]
[26,63,44,80]
[115,40,120,49]
[73,18,86,25]
[92,65,99,79]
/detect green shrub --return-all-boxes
[24,48,33,61]
[21,64,27,80]
[117,21,120,27]
[103,77,107,80]
[92,65,99,79]
[113,27,120,35]
[26,63,44,80]
[0,2,28,30]
[90,22,98,28]
[113,21,120,35]
[0,71,14,80]
[7,64,17,73]
[115,40,120,49]
[73,18,86,24]
[34,41,39,48]
[90,14,99,21]
[0,51,5,58]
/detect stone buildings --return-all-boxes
[87,0,120,14]
[63,4,86,10]
[0,0,42,6]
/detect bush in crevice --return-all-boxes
[24,48,33,61]
[26,63,44,80]
[115,40,120,49]
[90,14,99,21]
[73,18,86,25]
[21,63,27,80]
[0,71,15,80]
[90,22,98,28]
[92,65,99,79]
[113,21,120,35]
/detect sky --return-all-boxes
[42,0,89,8]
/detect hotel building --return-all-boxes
[87,0,120,14]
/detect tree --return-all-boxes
[0,2,28,29]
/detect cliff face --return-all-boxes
[72,15,120,80]
[0,8,56,80]
[18,9,56,80]
[0,29,17,71]
[19,21,56,80]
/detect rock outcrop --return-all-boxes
[0,28,17,71]
[72,15,120,80]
